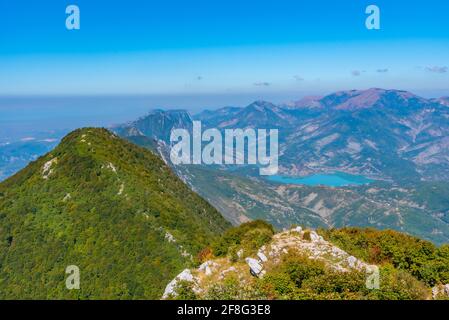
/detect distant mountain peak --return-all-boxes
[288,88,428,111]
[339,89,415,110]
[247,100,278,110]
[140,108,192,122]
[113,109,193,142]
[284,95,323,109]
[432,96,449,107]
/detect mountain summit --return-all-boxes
[0,128,230,299]
[196,100,297,129]
[432,97,449,107]
[288,88,430,111]
[114,109,193,143]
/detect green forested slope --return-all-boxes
[0,128,230,299]
[319,227,449,287]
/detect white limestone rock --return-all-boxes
[268,244,281,257]
[42,158,58,179]
[162,269,195,299]
[219,266,237,279]
[257,251,268,263]
[199,261,218,276]
[104,162,117,174]
[347,256,358,269]
[164,231,176,243]
[346,255,373,271]
[292,226,303,233]
[245,257,263,277]
[432,284,449,299]
[309,231,324,242]
[117,183,125,195]
[331,246,346,258]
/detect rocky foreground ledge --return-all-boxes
[163,226,449,300]
[163,227,379,299]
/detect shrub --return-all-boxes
[212,220,275,257]
[204,275,265,300]
[367,265,430,300]
[196,247,213,264]
[259,250,430,300]
[278,251,326,287]
[259,272,297,299]
[319,227,449,286]
[173,280,198,300]
[302,230,312,241]
[299,271,367,300]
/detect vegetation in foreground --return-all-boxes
[172,222,449,300]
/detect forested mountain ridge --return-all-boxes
[0,128,230,299]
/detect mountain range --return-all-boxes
[113,88,449,244]
[116,88,449,183]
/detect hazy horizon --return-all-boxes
[1,0,448,140]
[1,87,448,142]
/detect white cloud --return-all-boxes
[20,137,36,142]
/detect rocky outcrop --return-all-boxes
[162,227,379,299]
[198,260,218,276]
[219,266,237,280]
[42,157,57,179]
[162,261,222,299]
[257,251,268,263]
[245,258,264,277]
[162,269,196,299]
[309,230,324,242]
[254,228,376,275]
[432,284,449,299]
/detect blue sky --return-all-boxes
[0,0,448,100]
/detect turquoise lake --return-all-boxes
[267,172,373,187]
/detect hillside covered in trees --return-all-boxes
[0,128,230,299]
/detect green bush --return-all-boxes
[367,265,430,300]
[204,275,265,300]
[172,281,198,300]
[259,272,297,299]
[252,250,429,300]
[302,230,312,241]
[299,271,367,300]
[278,252,326,287]
[212,220,274,257]
[319,227,449,286]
